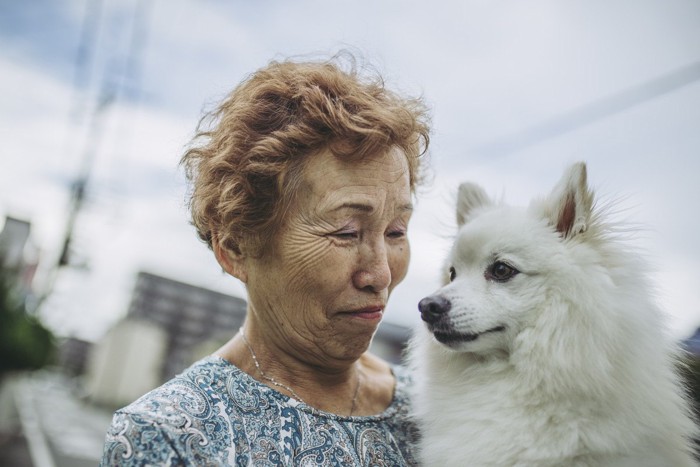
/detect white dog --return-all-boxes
[409,163,698,466]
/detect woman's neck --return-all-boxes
[214,326,395,416]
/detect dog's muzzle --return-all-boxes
[418,295,451,324]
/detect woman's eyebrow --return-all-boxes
[333,202,374,213]
[331,202,413,214]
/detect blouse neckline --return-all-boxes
[204,354,405,422]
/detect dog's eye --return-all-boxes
[449,266,456,282]
[486,261,519,282]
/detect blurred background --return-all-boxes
[1,0,699,465]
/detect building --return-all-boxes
[85,271,246,407]
[125,271,248,380]
[86,319,168,407]
[0,216,31,270]
[57,336,93,377]
[0,216,39,303]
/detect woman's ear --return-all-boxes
[212,235,248,284]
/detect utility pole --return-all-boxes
[58,90,114,268]
[39,0,153,314]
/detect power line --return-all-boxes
[40,0,154,310]
[37,0,105,308]
[57,0,154,270]
[122,0,154,102]
[69,0,105,120]
[55,0,108,271]
[477,60,700,157]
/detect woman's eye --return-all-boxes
[333,231,358,240]
[387,230,406,239]
[486,261,519,282]
[449,266,456,282]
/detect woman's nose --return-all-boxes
[353,241,392,292]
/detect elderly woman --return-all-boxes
[101,53,430,466]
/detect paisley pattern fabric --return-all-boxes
[101,355,419,466]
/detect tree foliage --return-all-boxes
[0,267,55,375]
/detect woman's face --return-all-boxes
[244,148,412,364]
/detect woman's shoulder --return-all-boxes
[119,356,233,416]
[101,356,242,466]
[101,355,419,466]
[361,352,412,391]
[391,360,412,383]
[389,362,413,412]
[355,352,413,419]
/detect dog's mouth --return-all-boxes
[433,325,506,344]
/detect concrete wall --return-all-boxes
[86,319,168,408]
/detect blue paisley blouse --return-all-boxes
[100,355,419,466]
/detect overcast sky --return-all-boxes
[1,0,699,341]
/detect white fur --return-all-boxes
[409,162,698,466]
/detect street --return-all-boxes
[0,371,113,467]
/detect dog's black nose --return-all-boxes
[418,295,451,324]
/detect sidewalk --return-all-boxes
[1,371,114,467]
[0,431,33,467]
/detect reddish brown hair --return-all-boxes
[181,53,431,256]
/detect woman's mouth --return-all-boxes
[343,306,384,320]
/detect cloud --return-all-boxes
[2,0,699,342]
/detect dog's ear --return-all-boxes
[544,162,593,238]
[456,182,492,227]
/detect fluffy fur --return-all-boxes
[408,163,698,466]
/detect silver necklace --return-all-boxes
[239,328,362,416]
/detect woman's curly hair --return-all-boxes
[180,52,431,257]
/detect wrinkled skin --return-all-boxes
[215,147,412,414]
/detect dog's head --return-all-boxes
[419,162,596,355]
